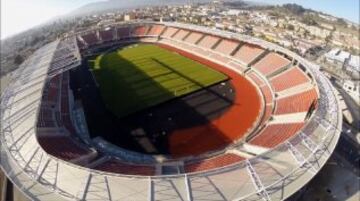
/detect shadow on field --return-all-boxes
[70,44,236,157]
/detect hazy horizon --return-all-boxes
[1,0,359,40]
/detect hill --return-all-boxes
[68,0,213,16]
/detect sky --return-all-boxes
[252,0,359,23]
[1,0,359,39]
[1,0,101,39]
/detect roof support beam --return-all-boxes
[148,177,154,201]
[299,132,318,153]
[286,141,317,175]
[184,175,193,201]
[245,160,271,201]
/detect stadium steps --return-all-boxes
[194,34,206,45]
[243,67,252,74]
[131,25,151,36]
[276,82,315,99]
[144,25,151,36]
[274,88,318,116]
[227,149,254,159]
[86,156,111,169]
[158,26,168,36]
[248,123,305,148]
[170,28,181,38]
[240,143,269,155]
[211,38,223,50]
[269,67,311,92]
[298,63,309,73]
[182,31,192,41]
[248,49,270,68]
[71,150,99,166]
[227,61,247,72]
[277,51,294,63]
[183,154,245,173]
[270,112,307,124]
[144,25,151,35]
[157,161,184,175]
[229,41,244,56]
[265,63,293,79]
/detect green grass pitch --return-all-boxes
[89,44,228,118]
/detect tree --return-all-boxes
[287,24,295,31]
[283,4,305,15]
[302,15,318,26]
[303,30,310,38]
[337,18,347,25]
[325,35,332,45]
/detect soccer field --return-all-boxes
[89,44,228,118]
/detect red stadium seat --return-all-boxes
[81,32,99,46]
[253,52,291,76]
[37,108,56,127]
[132,26,149,36]
[162,27,179,38]
[260,104,273,125]
[38,136,92,160]
[197,35,221,49]
[173,29,190,40]
[270,67,310,92]
[116,27,131,39]
[99,28,115,41]
[94,158,155,175]
[211,54,229,64]
[147,25,165,36]
[249,123,305,148]
[184,154,244,172]
[275,88,318,115]
[233,44,264,65]
[214,39,239,55]
[247,72,265,86]
[260,85,273,104]
[184,32,204,44]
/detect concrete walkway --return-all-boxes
[276,82,314,98]
[270,112,307,124]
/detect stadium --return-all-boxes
[0,21,342,201]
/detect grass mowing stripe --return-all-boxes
[90,44,228,118]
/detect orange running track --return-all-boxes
[158,44,261,157]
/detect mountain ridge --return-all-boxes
[67,0,214,16]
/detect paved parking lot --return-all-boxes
[299,156,360,201]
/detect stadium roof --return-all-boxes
[0,21,342,201]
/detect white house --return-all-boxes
[325,48,350,66]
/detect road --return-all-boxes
[329,80,360,175]
[334,131,360,176]
[332,80,360,129]
[298,156,360,201]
